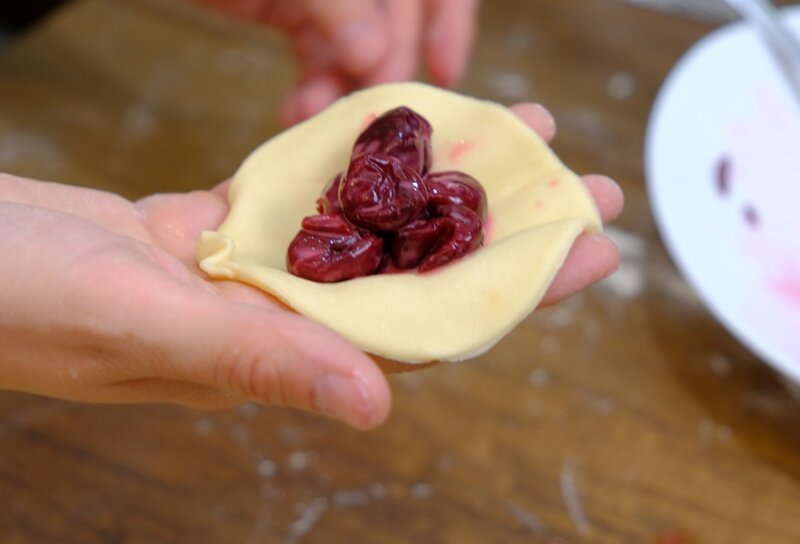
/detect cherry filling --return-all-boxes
[392,205,484,271]
[316,172,344,215]
[391,218,442,269]
[353,106,433,175]
[418,205,484,272]
[340,154,428,232]
[287,215,383,283]
[425,171,488,221]
[287,106,488,283]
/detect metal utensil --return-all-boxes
[723,0,800,106]
[622,0,735,22]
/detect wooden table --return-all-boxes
[1,1,800,542]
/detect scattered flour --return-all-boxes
[193,418,214,436]
[257,459,277,478]
[486,69,532,100]
[529,368,551,387]
[287,498,328,543]
[606,71,636,101]
[410,482,435,500]
[332,489,370,508]
[698,419,733,448]
[560,458,592,536]
[708,353,732,377]
[506,501,546,534]
[286,451,313,472]
[601,226,647,300]
[539,335,560,356]
[368,482,388,500]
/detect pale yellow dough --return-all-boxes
[196,83,601,364]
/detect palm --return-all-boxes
[134,188,287,311]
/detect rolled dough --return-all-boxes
[196,83,601,363]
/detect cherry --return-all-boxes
[286,214,383,283]
[391,205,484,271]
[340,153,428,232]
[353,107,433,175]
[287,106,489,282]
[418,205,484,272]
[316,172,344,215]
[391,218,443,269]
[425,171,488,221]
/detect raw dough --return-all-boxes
[196,83,601,363]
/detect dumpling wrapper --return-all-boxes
[196,83,601,364]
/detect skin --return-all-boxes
[192,0,481,125]
[0,104,623,430]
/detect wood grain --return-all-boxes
[1,0,800,542]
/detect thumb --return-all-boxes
[424,0,481,87]
[303,0,388,77]
[155,292,392,430]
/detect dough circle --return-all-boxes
[196,83,601,364]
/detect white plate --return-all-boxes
[646,8,800,381]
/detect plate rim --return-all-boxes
[644,7,800,382]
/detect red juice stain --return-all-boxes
[716,155,731,196]
[448,139,479,163]
[484,213,494,245]
[534,200,545,209]
[548,179,560,188]
[771,275,800,305]
[743,204,760,229]
[360,112,379,130]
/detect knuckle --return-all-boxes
[213,333,304,408]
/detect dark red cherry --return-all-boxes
[316,172,344,215]
[287,215,383,283]
[418,205,484,272]
[391,218,444,269]
[353,107,433,175]
[391,205,484,271]
[425,171,488,220]
[340,153,428,232]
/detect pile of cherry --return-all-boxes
[287,107,488,283]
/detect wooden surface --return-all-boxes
[2,1,800,542]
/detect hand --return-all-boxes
[193,0,480,125]
[0,104,621,430]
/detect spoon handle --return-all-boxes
[724,0,800,104]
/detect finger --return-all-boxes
[303,0,388,77]
[537,172,624,307]
[424,0,480,87]
[210,179,232,198]
[157,295,391,430]
[102,378,243,410]
[0,174,148,239]
[582,174,624,224]
[291,26,338,81]
[538,233,620,307]
[136,191,229,265]
[193,0,270,19]
[510,103,557,142]
[282,72,350,126]
[260,0,306,30]
[363,0,423,86]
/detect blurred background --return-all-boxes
[1,1,800,542]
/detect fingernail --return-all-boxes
[336,21,384,74]
[313,373,374,428]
